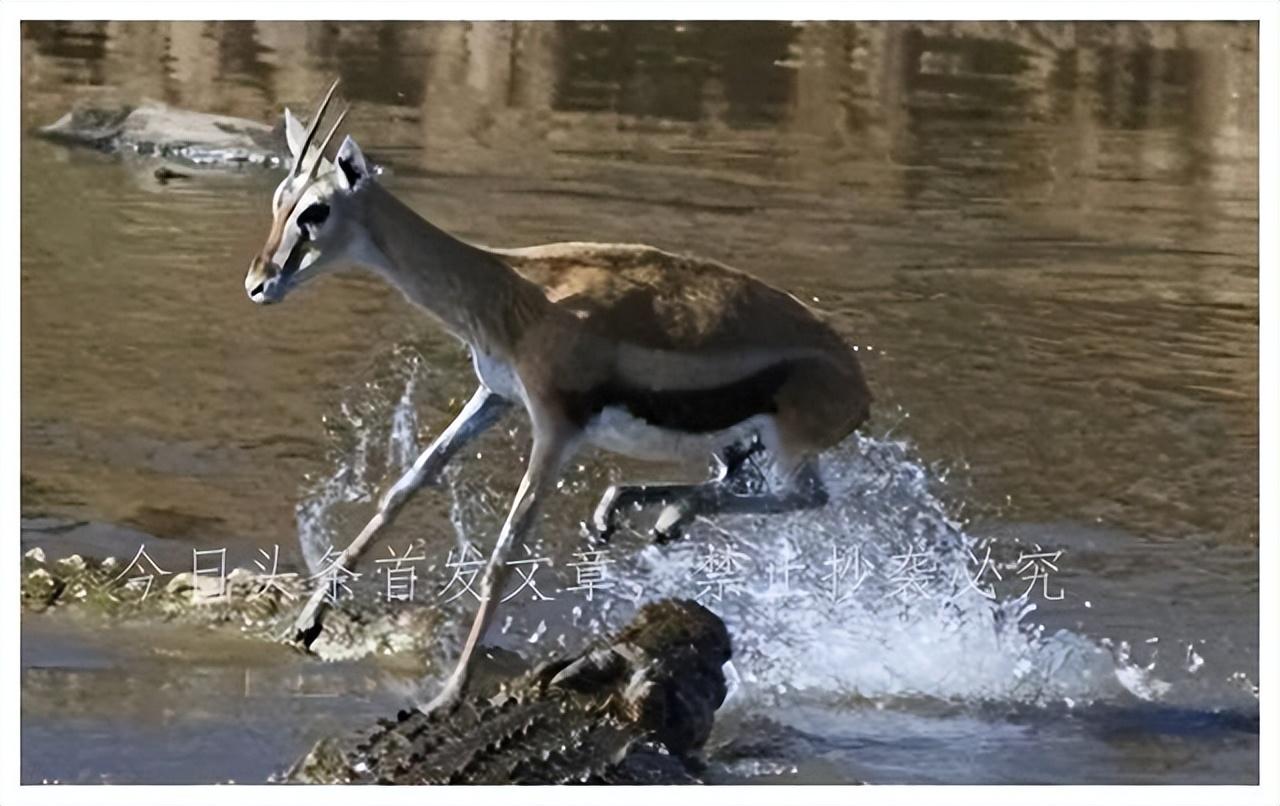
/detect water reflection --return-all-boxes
[20,21,1258,556]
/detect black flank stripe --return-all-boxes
[562,363,792,433]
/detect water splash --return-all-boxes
[612,434,1171,709]
[386,369,421,474]
[295,401,373,574]
[443,463,503,553]
[295,354,424,574]
[295,357,1220,714]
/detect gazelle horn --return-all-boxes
[290,78,341,179]
[304,104,350,185]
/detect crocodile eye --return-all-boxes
[297,202,330,238]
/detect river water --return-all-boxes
[19,21,1259,784]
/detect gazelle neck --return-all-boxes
[357,183,550,355]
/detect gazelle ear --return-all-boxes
[334,135,370,191]
[283,108,307,158]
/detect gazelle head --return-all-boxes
[245,80,377,304]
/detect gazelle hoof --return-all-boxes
[651,503,692,544]
[581,518,615,546]
[590,488,623,541]
[285,608,325,650]
[418,684,464,718]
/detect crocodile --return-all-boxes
[23,549,738,783]
[37,100,287,168]
[20,547,442,662]
[286,598,732,784]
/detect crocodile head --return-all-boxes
[536,598,733,756]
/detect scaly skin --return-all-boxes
[38,101,287,168]
[19,548,442,662]
[286,599,733,784]
[23,551,734,783]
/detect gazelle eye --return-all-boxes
[297,202,330,236]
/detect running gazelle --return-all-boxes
[244,81,871,713]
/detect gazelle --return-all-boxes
[245,81,871,713]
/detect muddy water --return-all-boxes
[20,21,1258,784]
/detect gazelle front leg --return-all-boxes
[420,421,574,714]
[288,386,511,646]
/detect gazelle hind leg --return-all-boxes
[649,409,837,542]
[590,351,864,545]
[588,436,765,543]
[650,451,829,543]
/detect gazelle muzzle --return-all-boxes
[246,254,288,304]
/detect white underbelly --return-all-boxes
[584,406,773,463]
[471,350,523,401]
